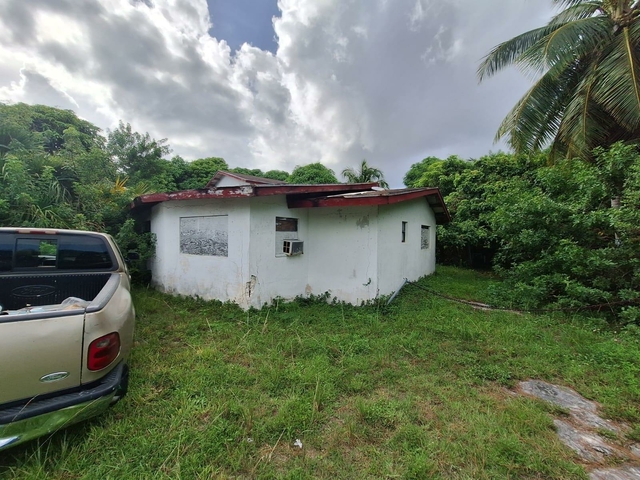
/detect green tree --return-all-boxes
[262,169,290,181]
[287,163,339,184]
[479,0,640,160]
[230,167,265,177]
[229,167,290,182]
[106,121,171,187]
[180,157,228,189]
[403,157,441,187]
[341,159,389,188]
[0,102,102,154]
[405,155,471,196]
[436,152,543,267]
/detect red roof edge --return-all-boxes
[287,187,451,224]
[253,182,378,196]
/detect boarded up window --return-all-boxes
[421,225,430,249]
[276,217,298,256]
[180,215,228,256]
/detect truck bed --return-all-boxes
[0,272,112,311]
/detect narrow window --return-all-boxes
[401,221,407,243]
[421,225,430,249]
[276,217,298,256]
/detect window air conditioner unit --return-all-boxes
[283,240,304,256]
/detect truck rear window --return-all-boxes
[1,234,115,271]
[58,236,114,270]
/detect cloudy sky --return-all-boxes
[0,0,555,187]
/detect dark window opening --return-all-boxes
[402,221,407,243]
[276,217,298,232]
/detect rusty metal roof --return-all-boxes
[131,182,379,208]
[287,187,450,224]
[130,181,449,224]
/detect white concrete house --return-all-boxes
[132,171,449,309]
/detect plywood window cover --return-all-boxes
[180,215,228,257]
[421,225,430,249]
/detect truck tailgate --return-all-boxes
[0,313,84,405]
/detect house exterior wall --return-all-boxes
[149,194,437,309]
[376,198,437,296]
[247,196,310,308]
[149,198,252,306]
[306,206,379,304]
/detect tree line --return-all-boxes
[0,102,389,279]
[404,147,640,322]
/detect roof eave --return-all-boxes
[286,187,451,224]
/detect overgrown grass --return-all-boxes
[1,266,639,479]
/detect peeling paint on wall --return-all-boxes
[356,215,369,228]
[245,275,257,298]
[151,196,436,310]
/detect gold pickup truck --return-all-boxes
[0,228,135,451]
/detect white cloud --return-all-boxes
[0,0,555,186]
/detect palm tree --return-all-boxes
[342,159,389,188]
[478,0,640,160]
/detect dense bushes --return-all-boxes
[406,146,640,321]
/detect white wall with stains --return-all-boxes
[306,206,379,304]
[377,198,437,296]
[247,196,309,308]
[150,197,251,306]
[150,194,437,309]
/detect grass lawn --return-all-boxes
[1,266,639,479]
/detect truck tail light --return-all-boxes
[87,333,120,371]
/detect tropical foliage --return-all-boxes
[0,103,339,280]
[342,159,389,188]
[405,146,640,320]
[3,101,638,321]
[479,0,640,160]
[287,162,339,184]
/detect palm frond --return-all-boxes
[518,16,612,77]
[478,24,565,80]
[497,64,584,152]
[553,0,601,8]
[591,27,640,131]
[556,89,615,159]
[549,2,604,24]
